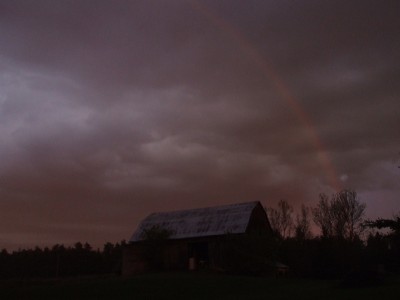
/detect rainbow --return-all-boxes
[190,1,341,191]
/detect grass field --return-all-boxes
[1,272,399,300]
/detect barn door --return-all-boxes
[188,242,209,270]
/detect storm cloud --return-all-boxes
[0,0,399,249]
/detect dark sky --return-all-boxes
[1,0,399,250]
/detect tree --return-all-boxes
[312,193,333,238]
[335,190,366,240]
[294,205,312,240]
[141,225,174,240]
[267,199,294,239]
[363,214,400,232]
[364,213,400,273]
[313,190,366,240]
[141,225,174,269]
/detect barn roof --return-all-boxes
[130,201,262,242]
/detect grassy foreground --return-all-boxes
[1,272,399,300]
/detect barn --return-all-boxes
[122,201,274,275]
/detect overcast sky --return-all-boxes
[1,0,399,250]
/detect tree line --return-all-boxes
[267,189,366,240]
[1,189,399,281]
[0,241,125,279]
[266,189,400,282]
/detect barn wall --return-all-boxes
[122,230,275,276]
[246,203,273,235]
[122,244,149,276]
[163,241,188,270]
[122,203,274,275]
[123,236,227,274]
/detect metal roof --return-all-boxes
[130,201,261,242]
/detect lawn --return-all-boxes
[1,272,399,300]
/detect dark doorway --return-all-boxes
[188,242,209,269]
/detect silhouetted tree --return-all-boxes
[363,214,400,232]
[313,190,365,240]
[294,205,312,240]
[141,225,174,240]
[364,213,400,273]
[0,241,126,279]
[267,199,294,239]
[141,225,174,270]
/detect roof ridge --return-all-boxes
[149,201,260,215]
[130,201,262,242]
